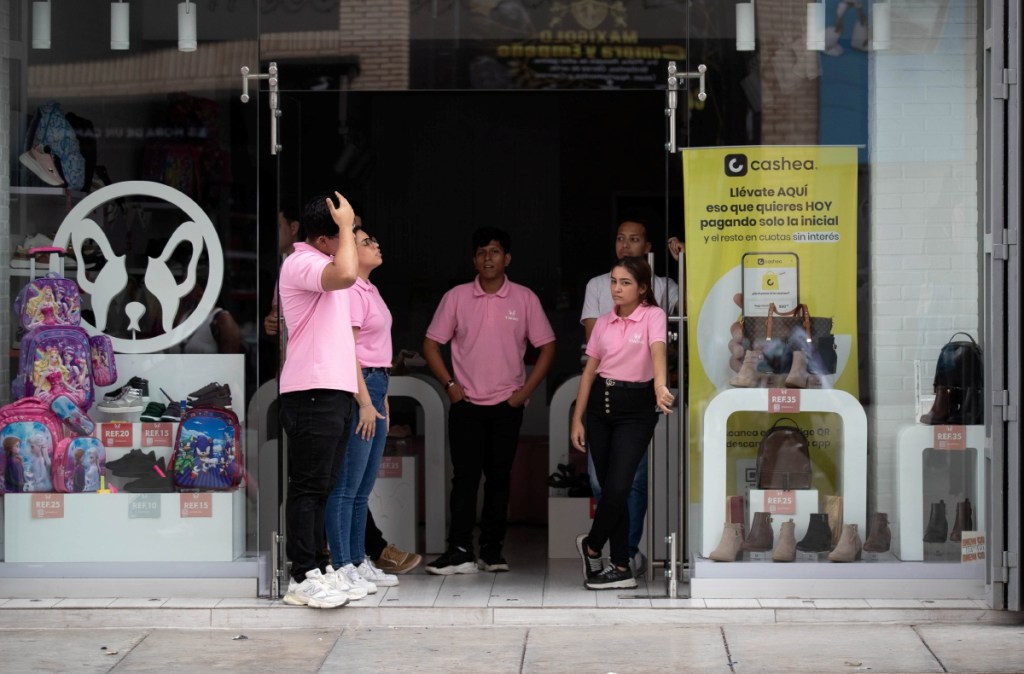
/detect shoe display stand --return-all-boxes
[546,375,595,558]
[368,455,419,556]
[747,488,820,546]
[701,388,867,559]
[895,424,985,561]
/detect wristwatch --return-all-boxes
[444,379,456,391]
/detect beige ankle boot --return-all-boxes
[785,348,809,388]
[730,350,761,388]
[772,519,796,562]
[828,523,863,562]
[709,523,744,561]
[823,495,843,547]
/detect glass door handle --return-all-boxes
[240,62,280,155]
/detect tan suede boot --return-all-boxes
[730,350,761,388]
[785,348,809,388]
[709,523,744,561]
[772,519,796,562]
[828,523,863,562]
[823,495,843,547]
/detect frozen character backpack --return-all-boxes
[0,397,65,495]
[52,436,107,493]
[170,406,243,491]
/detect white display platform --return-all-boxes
[896,424,986,561]
[4,490,245,563]
[747,488,819,543]
[368,455,418,555]
[701,388,867,558]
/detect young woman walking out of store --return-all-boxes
[571,256,675,590]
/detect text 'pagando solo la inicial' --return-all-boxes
[700,187,841,244]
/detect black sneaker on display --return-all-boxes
[123,458,171,493]
[424,547,478,575]
[106,449,158,478]
[187,382,223,401]
[585,565,637,591]
[161,400,182,422]
[139,402,167,422]
[104,376,150,403]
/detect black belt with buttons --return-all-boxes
[363,367,390,374]
[598,377,653,389]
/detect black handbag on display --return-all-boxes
[920,332,984,425]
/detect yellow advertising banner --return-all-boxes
[682,146,859,500]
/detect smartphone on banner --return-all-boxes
[741,252,799,316]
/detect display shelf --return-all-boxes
[701,388,867,558]
[896,424,986,561]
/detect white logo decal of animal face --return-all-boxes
[53,181,224,354]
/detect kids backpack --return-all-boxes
[169,406,243,491]
[52,436,107,493]
[14,271,82,329]
[13,326,99,411]
[755,418,813,490]
[0,397,65,495]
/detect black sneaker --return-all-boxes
[104,376,150,402]
[139,402,167,422]
[585,565,637,591]
[123,458,171,493]
[106,449,158,478]
[425,547,478,575]
[187,382,224,401]
[477,549,509,572]
[161,400,182,422]
[576,533,603,581]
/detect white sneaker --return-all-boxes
[96,386,145,414]
[282,568,348,608]
[358,558,399,587]
[340,563,377,594]
[324,565,369,600]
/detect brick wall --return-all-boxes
[758,0,819,144]
[868,0,979,516]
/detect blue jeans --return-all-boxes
[588,444,649,558]
[280,389,353,582]
[326,369,389,568]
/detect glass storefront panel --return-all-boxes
[1,0,1007,603]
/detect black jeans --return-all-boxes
[280,389,353,582]
[585,379,658,568]
[447,400,524,553]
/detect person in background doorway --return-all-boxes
[278,192,359,609]
[579,214,679,577]
[572,256,674,590]
[423,227,556,574]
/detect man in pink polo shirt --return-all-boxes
[423,227,556,574]
[278,192,359,609]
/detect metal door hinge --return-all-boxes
[994,389,1018,422]
[994,68,1017,100]
[992,229,1017,261]
[1002,552,1018,583]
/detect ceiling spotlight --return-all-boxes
[736,1,755,52]
[32,1,51,50]
[178,1,197,52]
[111,1,129,50]
[806,1,825,51]
[872,1,891,51]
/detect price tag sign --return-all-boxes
[768,388,801,414]
[100,422,134,448]
[934,425,967,450]
[377,457,403,479]
[141,423,175,448]
[763,490,796,514]
[128,494,162,519]
[180,493,213,518]
[961,531,986,563]
[32,493,65,519]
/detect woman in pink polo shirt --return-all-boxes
[325,224,400,595]
[571,256,675,590]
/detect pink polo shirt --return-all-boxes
[426,276,556,406]
[278,242,357,394]
[349,276,393,368]
[586,303,667,382]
